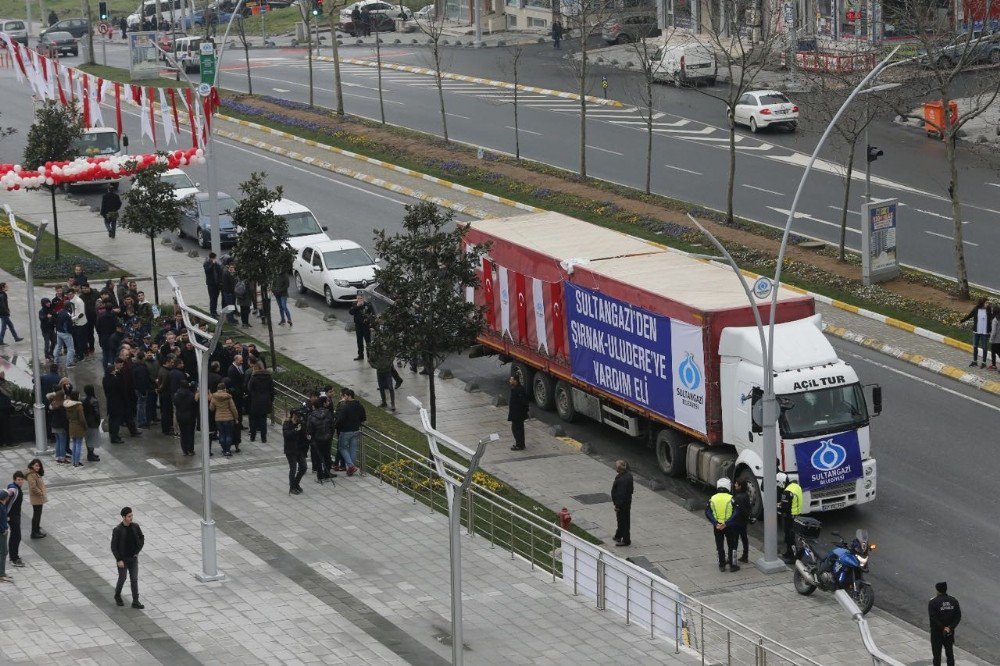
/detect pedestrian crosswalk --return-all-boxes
[275,59,778,154]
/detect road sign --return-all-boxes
[199,43,216,85]
[98,21,110,35]
[197,82,212,97]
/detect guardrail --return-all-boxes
[272,379,824,665]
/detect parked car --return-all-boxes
[172,36,208,73]
[402,3,434,30]
[42,18,90,39]
[651,43,717,86]
[339,0,410,36]
[1,19,29,45]
[37,31,78,57]
[730,90,799,133]
[269,199,330,251]
[293,239,378,306]
[161,168,201,201]
[918,30,1000,68]
[178,192,240,248]
[601,14,659,44]
[157,31,187,58]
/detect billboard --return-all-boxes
[861,198,899,285]
[564,283,706,434]
[128,31,160,80]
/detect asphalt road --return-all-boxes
[4,62,999,661]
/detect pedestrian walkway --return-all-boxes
[2,166,990,664]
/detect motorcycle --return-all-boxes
[792,517,876,615]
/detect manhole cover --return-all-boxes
[572,492,612,505]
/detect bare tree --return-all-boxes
[327,2,346,115]
[298,1,316,107]
[495,42,526,160]
[415,10,450,142]
[234,13,253,94]
[623,24,674,194]
[691,3,783,224]
[374,22,386,123]
[887,0,1000,298]
[562,0,616,178]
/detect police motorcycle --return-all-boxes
[791,516,876,615]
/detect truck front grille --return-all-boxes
[810,481,856,500]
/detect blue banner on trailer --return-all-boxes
[793,430,863,491]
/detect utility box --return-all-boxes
[923,100,958,138]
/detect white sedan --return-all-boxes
[293,239,378,307]
[731,90,799,133]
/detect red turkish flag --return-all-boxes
[482,257,495,330]
[549,281,565,355]
[515,271,528,343]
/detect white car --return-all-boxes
[731,90,799,133]
[268,198,330,251]
[161,168,200,202]
[292,239,378,307]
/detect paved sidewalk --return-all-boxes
[2,171,989,664]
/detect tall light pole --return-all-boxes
[409,396,497,665]
[5,206,48,457]
[168,275,231,583]
[473,0,482,48]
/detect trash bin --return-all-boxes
[923,100,959,139]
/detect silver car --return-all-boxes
[178,192,240,248]
[1,19,28,45]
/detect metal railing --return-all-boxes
[272,379,824,665]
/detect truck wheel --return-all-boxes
[510,362,533,389]
[532,372,555,410]
[554,381,576,422]
[737,467,763,520]
[654,429,686,477]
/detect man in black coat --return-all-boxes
[173,381,198,456]
[203,253,224,317]
[348,293,375,361]
[110,506,145,608]
[507,375,530,451]
[100,184,122,238]
[102,360,128,443]
[929,581,961,666]
[306,396,335,483]
[611,460,634,547]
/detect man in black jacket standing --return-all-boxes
[203,253,224,317]
[929,582,961,666]
[349,293,375,361]
[611,460,634,547]
[111,507,145,608]
[507,375,529,451]
[100,184,122,238]
[102,360,128,443]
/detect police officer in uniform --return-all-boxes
[705,478,741,572]
[777,472,802,561]
[928,581,961,666]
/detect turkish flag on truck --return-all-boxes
[482,257,495,330]
[515,271,528,343]
[550,281,565,355]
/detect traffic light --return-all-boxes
[311,0,322,15]
[99,1,108,19]
[866,145,883,163]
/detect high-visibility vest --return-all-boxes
[709,492,734,523]
[787,482,803,516]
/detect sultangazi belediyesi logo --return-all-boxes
[678,353,702,391]
[811,439,848,471]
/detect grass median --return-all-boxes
[228,327,600,572]
[0,217,127,285]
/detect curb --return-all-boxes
[214,114,981,386]
[215,114,540,216]
[317,55,625,108]
[822,324,1000,396]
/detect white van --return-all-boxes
[172,36,207,73]
[652,44,717,86]
[268,199,331,251]
[128,0,186,29]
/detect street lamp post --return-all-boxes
[409,396,498,666]
[473,0,482,48]
[5,205,48,457]
[168,275,231,583]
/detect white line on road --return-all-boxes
[828,205,859,215]
[147,459,168,470]
[844,351,1000,412]
[663,164,702,175]
[506,126,542,135]
[924,230,979,246]
[272,88,290,93]
[586,145,624,156]
[767,206,859,234]
[743,184,784,196]
[913,208,970,224]
[651,126,716,135]
[446,112,471,119]
[987,182,1000,188]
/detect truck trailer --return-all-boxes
[464,212,881,516]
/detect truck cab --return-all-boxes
[68,128,128,190]
[719,315,879,515]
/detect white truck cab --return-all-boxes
[68,128,128,190]
[719,315,879,514]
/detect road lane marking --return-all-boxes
[924,230,978,246]
[586,145,624,156]
[987,182,1000,188]
[743,184,784,196]
[663,164,702,175]
[506,126,542,135]
[651,126,715,135]
[446,112,471,119]
[828,205,859,215]
[767,206,859,234]
[273,87,290,93]
[147,459,168,470]
[913,208,970,224]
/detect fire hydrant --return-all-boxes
[558,507,572,530]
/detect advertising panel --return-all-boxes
[861,198,900,285]
[564,283,706,434]
[128,31,159,80]
[793,430,863,491]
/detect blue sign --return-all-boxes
[793,430,863,491]
[564,283,675,421]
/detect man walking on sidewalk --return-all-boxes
[929,582,961,666]
[6,472,25,568]
[611,460,633,547]
[507,375,529,451]
[0,283,24,345]
[100,184,122,239]
[111,507,145,609]
[0,483,14,583]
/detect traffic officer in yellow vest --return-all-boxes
[777,472,803,561]
[705,478,742,572]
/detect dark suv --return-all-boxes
[42,18,90,39]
